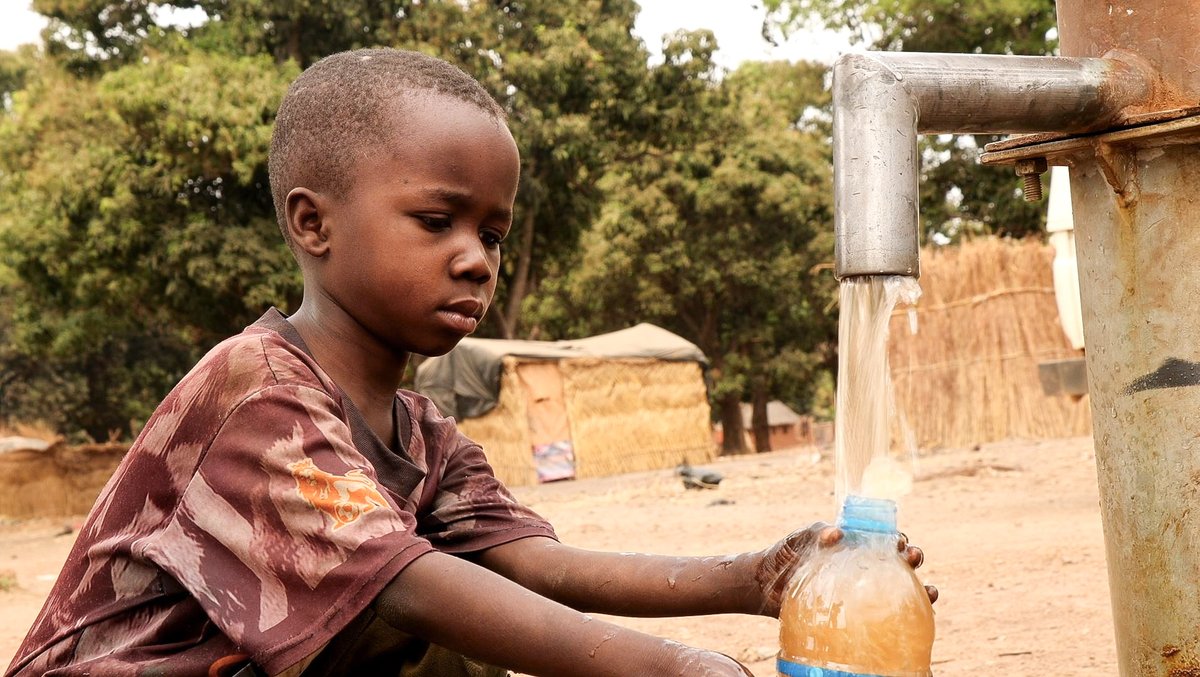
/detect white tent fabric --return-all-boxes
[1047,166,1086,351]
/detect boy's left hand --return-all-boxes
[751,524,933,617]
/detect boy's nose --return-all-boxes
[449,236,494,284]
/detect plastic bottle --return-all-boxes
[777,495,935,677]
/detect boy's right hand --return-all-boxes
[753,524,936,617]
[752,523,841,616]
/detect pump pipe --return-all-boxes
[832,52,1153,279]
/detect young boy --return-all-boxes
[6,49,931,677]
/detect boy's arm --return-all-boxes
[476,527,928,618]
[373,550,752,676]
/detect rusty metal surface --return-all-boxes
[1163,641,1200,677]
[1057,0,1200,108]
[1070,141,1200,677]
[983,106,1200,154]
[979,114,1200,166]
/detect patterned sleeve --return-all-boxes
[408,398,558,553]
[138,384,433,675]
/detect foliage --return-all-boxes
[0,49,299,439]
[31,0,160,73]
[764,0,1058,241]
[918,134,1044,242]
[531,52,838,450]
[0,46,37,110]
[765,0,1057,55]
[30,0,656,340]
[3,0,660,436]
[438,0,658,339]
[3,1,841,443]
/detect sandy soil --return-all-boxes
[0,436,1115,675]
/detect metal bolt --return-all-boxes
[1015,157,1049,202]
[1022,173,1043,201]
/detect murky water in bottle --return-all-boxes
[778,527,935,676]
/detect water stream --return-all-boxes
[834,275,922,507]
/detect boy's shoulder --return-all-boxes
[151,309,460,459]
[150,310,341,435]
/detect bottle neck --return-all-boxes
[838,495,898,535]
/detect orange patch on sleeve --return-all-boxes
[287,458,389,529]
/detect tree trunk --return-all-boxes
[719,392,747,455]
[501,208,536,339]
[286,18,302,64]
[751,382,771,453]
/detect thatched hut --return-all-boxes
[712,401,815,452]
[414,324,715,487]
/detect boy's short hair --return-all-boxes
[268,48,507,246]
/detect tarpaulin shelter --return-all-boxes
[414,324,715,487]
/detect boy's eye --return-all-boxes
[481,230,504,249]
[417,215,451,230]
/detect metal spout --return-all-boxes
[832,51,1153,279]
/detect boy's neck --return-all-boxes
[286,300,409,446]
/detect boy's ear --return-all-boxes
[285,187,331,258]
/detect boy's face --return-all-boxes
[315,93,520,357]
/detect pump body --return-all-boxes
[831,1,1200,673]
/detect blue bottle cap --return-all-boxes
[838,495,898,533]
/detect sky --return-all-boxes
[0,0,854,67]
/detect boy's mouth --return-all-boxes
[438,299,486,334]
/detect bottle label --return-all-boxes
[777,657,884,677]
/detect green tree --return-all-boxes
[33,0,429,71]
[764,0,1058,241]
[30,0,159,74]
[438,0,656,339]
[533,47,837,454]
[3,0,658,437]
[33,0,656,339]
[765,0,1057,54]
[0,46,36,109]
[0,49,298,439]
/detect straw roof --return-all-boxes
[888,237,1091,449]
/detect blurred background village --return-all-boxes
[0,0,1083,488]
[0,1,1111,674]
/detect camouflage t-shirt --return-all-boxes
[6,309,556,677]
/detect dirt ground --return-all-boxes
[0,436,1116,675]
